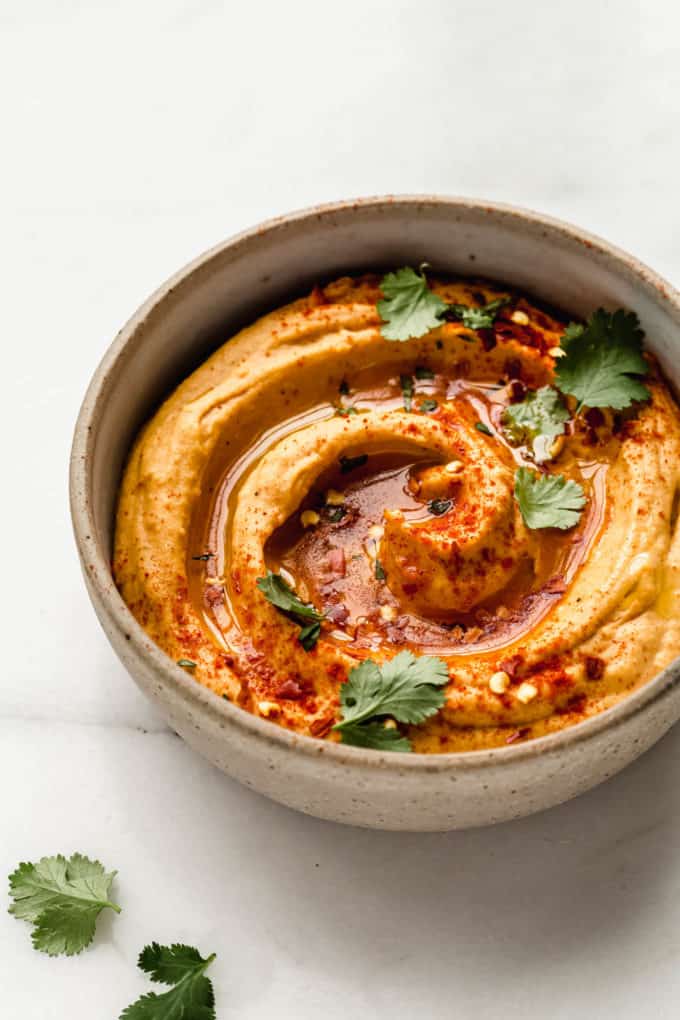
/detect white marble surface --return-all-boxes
[2,1,680,1016]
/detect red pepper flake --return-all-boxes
[309,714,336,738]
[585,656,605,681]
[205,585,224,608]
[498,654,523,678]
[277,679,303,700]
[506,727,531,745]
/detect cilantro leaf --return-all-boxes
[419,398,438,413]
[378,267,447,341]
[298,620,321,651]
[256,571,324,650]
[335,651,449,741]
[555,309,650,410]
[514,467,586,530]
[8,853,121,956]
[338,721,412,752]
[375,558,386,581]
[446,296,509,330]
[503,386,570,462]
[120,943,216,1020]
[475,421,493,436]
[256,571,323,622]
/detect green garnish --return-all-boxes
[177,659,197,669]
[334,651,449,751]
[428,498,452,516]
[326,505,346,523]
[298,621,322,651]
[415,365,435,380]
[514,467,586,530]
[400,373,414,411]
[475,421,493,436]
[555,309,650,411]
[377,267,447,341]
[418,398,438,413]
[335,406,359,417]
[445,296,510,330]
[8,853,121,956]
[191,553,213,561]
[377,266,510,341]
[503,386,569,462]
[375,559,386,581]
[340,453,368,473]
[256,570,325,650]
[120,943,217,1020]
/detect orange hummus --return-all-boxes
[114,275,680,751]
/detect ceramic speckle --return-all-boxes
[70,196,680,831]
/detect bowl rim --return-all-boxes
[70,193,680,772]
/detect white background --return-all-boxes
[2,1,680,1016]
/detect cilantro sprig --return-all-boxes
[514,467,586,530]
[256,570,325,650]
[120,943,217,1020]
[377,266,508,342]
[503,386,569,462]
[8,853,121,956]
[555,309,650,411]
[378,267,448,340]
[334,651,449,751]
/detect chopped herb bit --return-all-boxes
[8,853,121,957]
[445,296,510,330]
[419,398,438,413]
[514,467,586,530]
[334,651,449,751]
[502,386,569,462]
[555,309,650,411]
[326,506,347,523]
[177,659,197,669]
[415,365,435,380]
[400,373,414,411]
[340,453,368,473]
[120,942,217,1020]
[378,267,448,341]
[221,693,230,701]
[428,498,452,516]
[191,553,213,561]
[335,406,358,417]
[375,559,386,581]
[298,620,322,651]
[475,421,493,436]
[339,379,350,396]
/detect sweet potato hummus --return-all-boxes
[114,275,680,752]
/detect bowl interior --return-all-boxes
[79,197,680,586]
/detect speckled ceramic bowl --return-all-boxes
[70,196,680,831]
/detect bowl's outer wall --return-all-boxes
[73,198,680,830]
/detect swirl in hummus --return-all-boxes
[114,274,680,752]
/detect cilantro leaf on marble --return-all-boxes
[503,386,570,462]
[8,853,121,956]
[555,309,650,411]
[119,943,216,1020]
[514,467,586,530]
[377,267,448,341]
